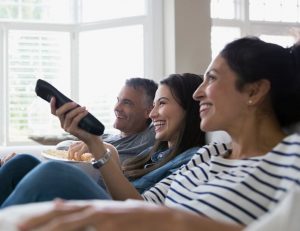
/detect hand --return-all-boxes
[18,200,92,231]
[67,141,89,161]
[18,201,242,231]
[50,97,97,145]
[0,152,16,166]
[50,97,110,162]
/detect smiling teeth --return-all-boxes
[153,121,165,127]
[200,104,210,111]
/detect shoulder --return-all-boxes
[274,133,300,153]
[181,142,231,168]
[196,142,231,157]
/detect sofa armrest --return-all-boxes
[0,145,55,159]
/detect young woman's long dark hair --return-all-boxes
[122,73,206,179]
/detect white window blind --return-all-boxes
[7,30,71,143]
[0,0,163,145]
[79,25,144,135]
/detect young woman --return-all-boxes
[0,73,205,205]
[125,74,205,192]
[66,73,205,193]
[3,36,300,231]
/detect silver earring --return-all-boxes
[248,100,253,105]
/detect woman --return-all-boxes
[126,74,205,192]
[0,73,205,205]
[4,37,300,231]
[66,73,205,193]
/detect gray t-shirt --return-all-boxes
[102,124,155,163]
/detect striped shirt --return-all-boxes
[142,133,300,226]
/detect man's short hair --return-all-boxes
[125,78,158,107]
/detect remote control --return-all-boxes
[35,79,105,136]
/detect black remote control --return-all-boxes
[35,79,105,136]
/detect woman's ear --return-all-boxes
[247,79,271,105]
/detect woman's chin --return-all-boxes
[200,122,215,133]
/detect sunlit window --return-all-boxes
[7,30,71,142]
[210,0,236,19]
[81,0,145,22]
[0,0,162,145]
[249,0,300,22]
[79,25,144,134]
[211,26,240,58]
[260,34,295,47]
[211,0,300,58]
[0,0,74,23]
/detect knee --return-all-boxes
[5,154,40,169]
[34,161,79,177]
[13,154,40,164]
[38,161,70,171]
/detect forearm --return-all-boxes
[87,138,143,201]
[100,159,143,200]
[182,214,243,231]
[160,207,243,231]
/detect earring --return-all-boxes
[248,100,253,105]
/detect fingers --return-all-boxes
[68,142,82,160]
[18,202,92,231]
[50,97,79,128]
[50,97,57,115]
[74,143,90,161]
[41,207,100,231]
[50,97,78,117]
[50,97,97,144]
[68,142,89,161]
[51,98,89,137]
[1,152,16,165]
[62,106,88,133]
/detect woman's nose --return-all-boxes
[149,106,158,119]
[193,83,205,101]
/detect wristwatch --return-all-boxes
[91,149,111,169]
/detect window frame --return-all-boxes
[211,0,300,50]
[0,0,163,146]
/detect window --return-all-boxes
[8,30,71,143]
[0,0,74,23]
[0,0,163,145]
[78,25,144,133]
[211,0,300,58]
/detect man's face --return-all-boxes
[113,85,151,136]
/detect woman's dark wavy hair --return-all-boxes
[122,73,205,179]
[220,36,300,127]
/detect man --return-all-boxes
[67,77,158,163]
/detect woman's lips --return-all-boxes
[199,103,211,117]
[153,120,166,132]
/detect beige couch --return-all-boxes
[0,145,54,160]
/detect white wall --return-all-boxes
[163,0,211,76]
[162,2,231,143]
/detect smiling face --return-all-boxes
[150,84,186,147]
[113,85,151,136]
[193,55,250,133]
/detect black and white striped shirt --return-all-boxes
[142,133,300,226]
